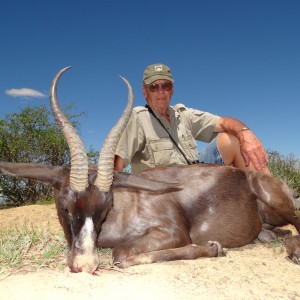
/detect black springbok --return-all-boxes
[0,67,299,273]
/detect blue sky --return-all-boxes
[1,0,299,159]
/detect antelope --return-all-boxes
[0,67,299,273]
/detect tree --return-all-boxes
[0,104,82,206]
[87,145,99,164]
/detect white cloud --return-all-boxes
[5,88,47,98]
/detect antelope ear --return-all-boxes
[0,162,66,186]
[112,171,182,193]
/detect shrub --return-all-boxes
[0,105,81,206]
[267,150,300,197]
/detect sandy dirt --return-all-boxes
[0,204,300,300]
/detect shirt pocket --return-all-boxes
[181,134,199,161]
[147,139,176,166]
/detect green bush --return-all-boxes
[0,105,82,206]
[267,150,300,197]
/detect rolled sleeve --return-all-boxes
[176,107,220,143]
[187,108,220,142]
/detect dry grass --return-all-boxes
[0,222,68,277]
[0,220,114,279]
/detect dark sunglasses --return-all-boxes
[147,82,173,92]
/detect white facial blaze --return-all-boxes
[74,217,99,273]
[79,217,95,251]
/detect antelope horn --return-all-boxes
[50,66,89,192]
[95,76,134,192]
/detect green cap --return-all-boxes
[143,63,174,84]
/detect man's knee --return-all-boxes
[216,133,240,166]
[217,132,239,149]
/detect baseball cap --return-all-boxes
[143,63,174,84]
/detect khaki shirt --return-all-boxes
[115,104,220,174]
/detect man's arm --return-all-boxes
[214,117,268,171]
[114,155,125,171]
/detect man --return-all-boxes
[114,63,269,174]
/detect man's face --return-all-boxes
[143,80,174,113]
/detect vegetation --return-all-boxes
[267,150,300,197]
[0,223,67,273]
[0,105,84,207]
[0,221,112,274]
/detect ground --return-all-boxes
[0,204,300,300]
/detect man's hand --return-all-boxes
[238,130,268,171]
[215,117,269,172]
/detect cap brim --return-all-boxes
[144,75,174,85]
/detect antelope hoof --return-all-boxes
[208,240,226,257]
[284,236,300,266]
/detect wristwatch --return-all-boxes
[239,127,250,132]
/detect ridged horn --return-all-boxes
[94,76,134,192]
[50,66,89,192]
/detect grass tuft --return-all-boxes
[0,221,68,274]
[0,221,113,276]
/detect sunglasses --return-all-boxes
[147,82,173,92]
